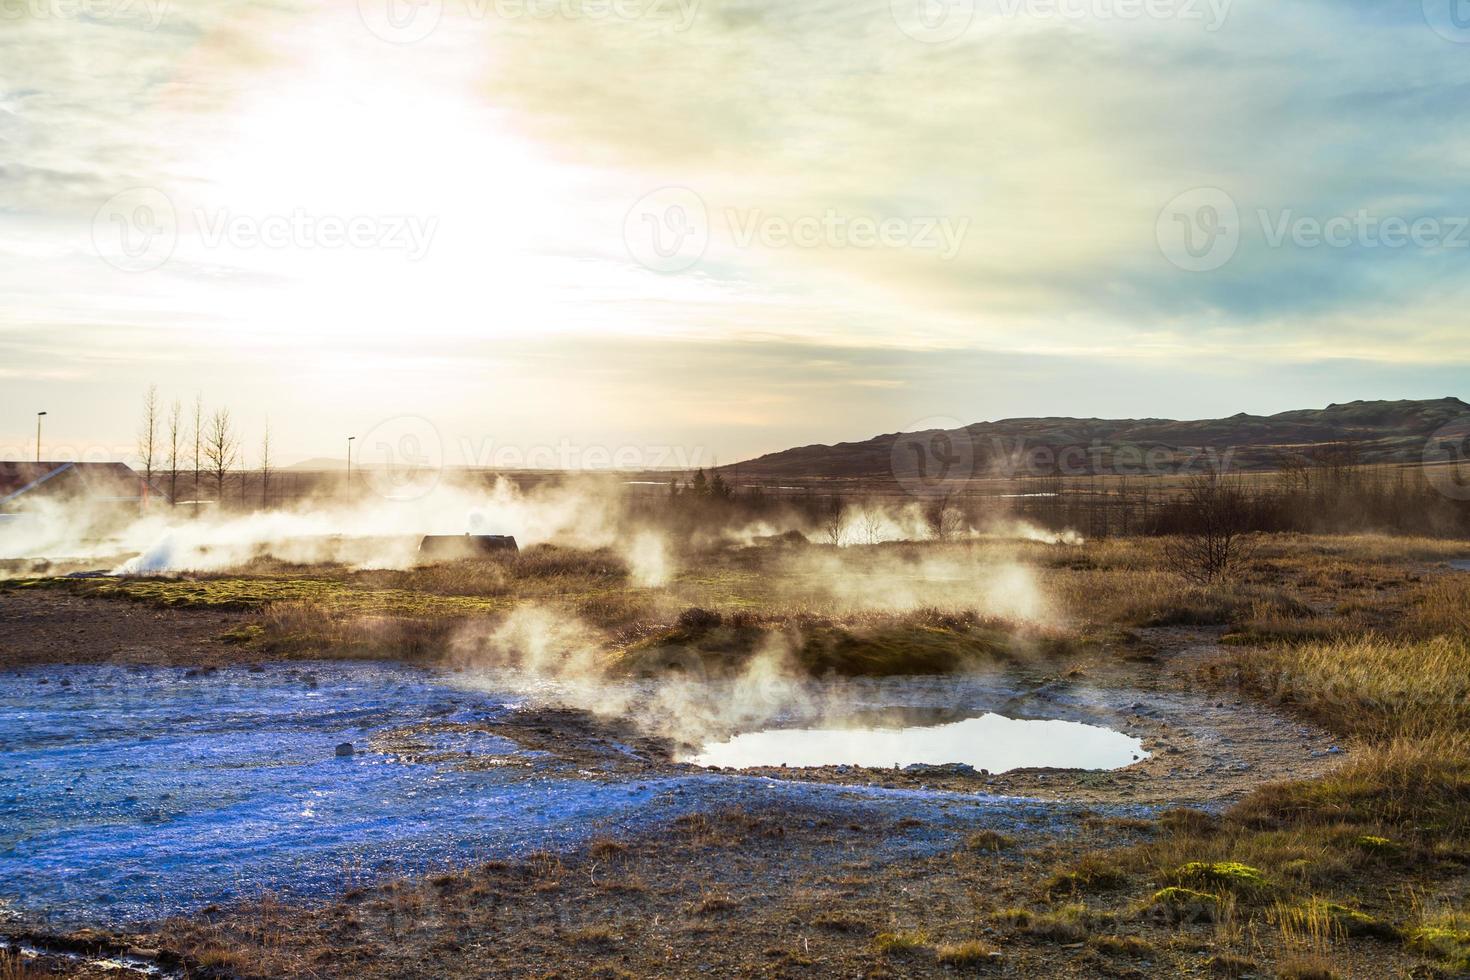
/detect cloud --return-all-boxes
[0,0,1465,458]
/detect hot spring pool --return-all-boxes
[685,713,1146,772]
[0,662,1144,929]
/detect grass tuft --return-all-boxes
[872,929,931,955]
[934,939,997,965]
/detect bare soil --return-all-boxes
[0,589,249,669]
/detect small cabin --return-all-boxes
[418,534,519,559]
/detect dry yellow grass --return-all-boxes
[1231,635,1470,737]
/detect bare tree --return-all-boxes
[202,407,239,504]
[192,393,204,504]
[929,491,968,542]
[821,497,847,546]
[859,499,884,545]
[1163,472,1258,584]
[166,398,182,507]
[259,420,273,508]
[1274,448,1312,495]
[137,384,159,507]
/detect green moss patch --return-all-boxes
[1167,861,1270,895]
[1407,923,1470,972]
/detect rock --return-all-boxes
[335,742,355,758]
[1327,745,1344,755]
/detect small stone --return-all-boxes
[335,742,355,758]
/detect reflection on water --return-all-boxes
[686,713,1146,773]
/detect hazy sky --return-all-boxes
[2,0,1467,468]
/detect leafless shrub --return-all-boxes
[1163,473,1258,583]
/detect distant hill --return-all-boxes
[723,398,1470,482]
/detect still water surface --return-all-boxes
[687,713,1146,772]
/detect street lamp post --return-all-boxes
[346,436,356,493]
[35,412,46,464]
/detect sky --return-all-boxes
[1,0,1468,469]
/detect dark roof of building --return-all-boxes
[0,461,165,508]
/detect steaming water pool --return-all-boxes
[685,714,1145,772]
